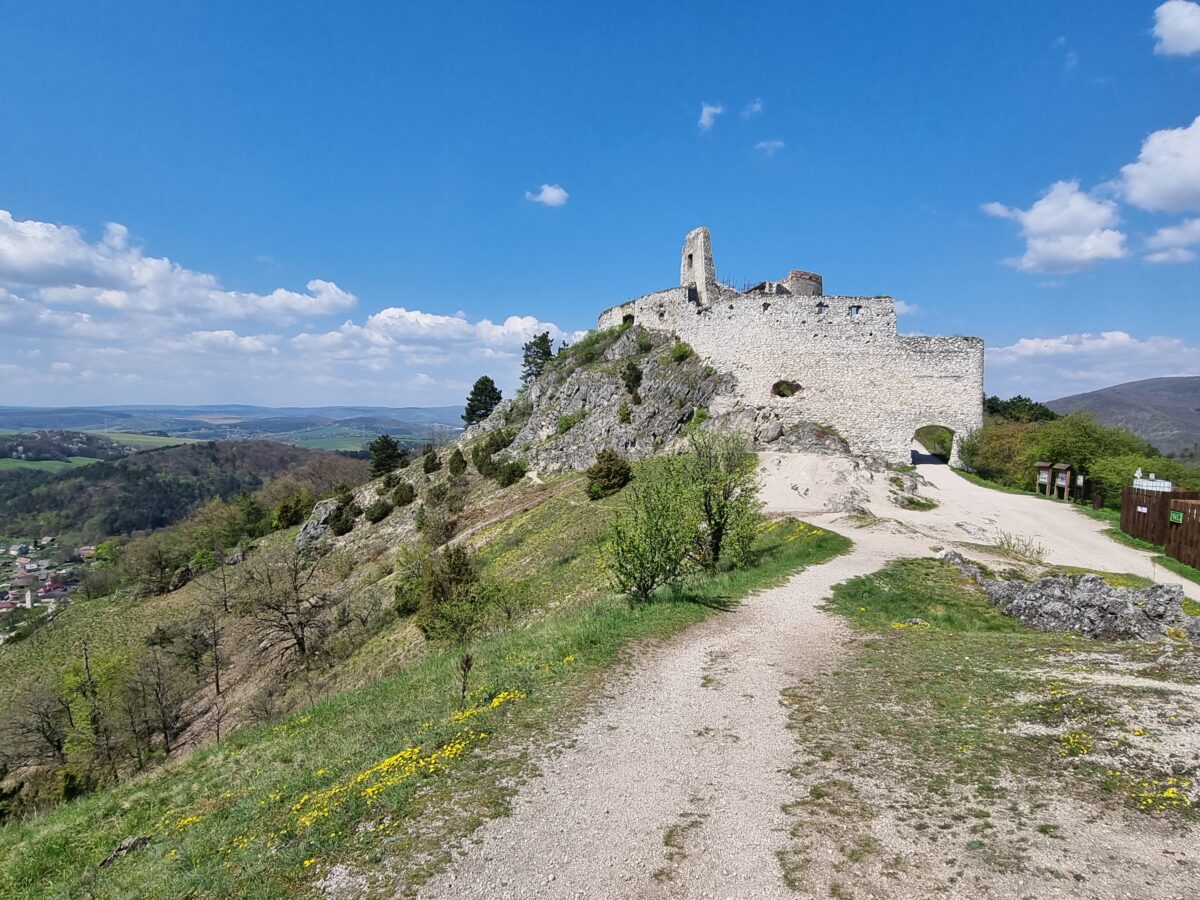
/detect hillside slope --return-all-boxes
[1048,376,1200,455]
[0,440,365,542]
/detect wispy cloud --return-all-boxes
[697,102,724,131]
[524,183,570,207]
[754,139,784,156]
[741,98,763,119]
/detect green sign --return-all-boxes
[1170,509,1184,524]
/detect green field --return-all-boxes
[0,456,102,473]
[84,431,198,450]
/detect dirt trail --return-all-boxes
[417,450,1196,899]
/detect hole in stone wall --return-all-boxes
[772,380,803,398]
[762,302,771,312]
[687,253,694,271]
[687,286,700,305]
[849,305,862,316]
[816,302,829,315]
[622,313,635,326]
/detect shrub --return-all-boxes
[586,449,632,500]
[621,360,643,396]
[495,459,527,487]
[327,499,360,536]
[381,472,399,490]
[556,409,588,435]
[680,406,710,437]
[771,380,801,398]
[392,482,416,507]
[618,402,632,425]
[636,330,654,353]
[669,342,694,364]
[685,431,762,569]
[422,450,442,474]
[447,447,467,476]
[605,458,696,605]
[364,498,393,523]
[394,586,421,617]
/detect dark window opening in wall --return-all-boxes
[622,313,635,326]
[772,380,802,398]
[816,302,829,315]
[687,253,694,271]
[762,302,771,312]
[687,286,700,305]
[849,305,862,316]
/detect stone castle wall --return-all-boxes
[597,230,984,465]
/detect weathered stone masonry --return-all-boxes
[598,227,984,465]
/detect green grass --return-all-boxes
[1154,555,1200,588]
[1044,566,1154,589]
[0,456,101,473]
[0,518,848,899]
[951,468,1029,495]
[83,432,197,449]
[789,557,1200,834]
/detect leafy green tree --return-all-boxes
[422,448,442,474]
[685,431,762,568]
[368,434,403,477]
[463,376,503,425]
[984,394,1059,422]
[1087,454,1200,508]
[605,459,696,605]
[521,331,554,384]
[1025,413,1152,473]
[448,447,467,476]
[621,360,643,396]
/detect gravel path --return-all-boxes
[418,449,1197,899]
[419,545,896,900]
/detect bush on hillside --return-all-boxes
[495,459,527,487]
[392,482,416,507]
[448,447,467,476]
[364,498,393,523]
[422,449,442,474]
[586,449,633,500]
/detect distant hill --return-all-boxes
[0,440,368,543]
[1047,377,1200,456]
[0,404,465,451]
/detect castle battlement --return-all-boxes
[596,227,984,465]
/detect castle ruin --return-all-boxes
[597,227,984,466]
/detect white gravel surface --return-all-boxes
[416,449,1198,899]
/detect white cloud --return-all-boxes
[1146,247,1197,263]
[1153,1,1200,55]
[1144,217,1200,262]
[524,184,569,207]
[0,208,583,406]
[987,330,1200,397]
[755,140,784,156]
[698,102,724,131]
[894,300,920,315]
[1119,115,1200,211]
[742,98,763,119]
[983,180,1127,272]
[0,209,356,320]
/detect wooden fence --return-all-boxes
[1166,500,1200,569]
[1119,487,1200,546]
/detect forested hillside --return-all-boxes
[1048,376,1200,457]
[0,441,367,543]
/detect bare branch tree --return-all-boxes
[237,543,337,668]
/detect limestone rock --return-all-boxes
[297,498,339,551]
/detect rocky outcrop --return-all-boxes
[939,551,1199,644]
[464,325,850,474]
[296,498,339,550]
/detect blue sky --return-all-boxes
[1,0,1198,406]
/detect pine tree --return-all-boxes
[368,434,403,476]
[463,376,502,425]
[521,331,554,384]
